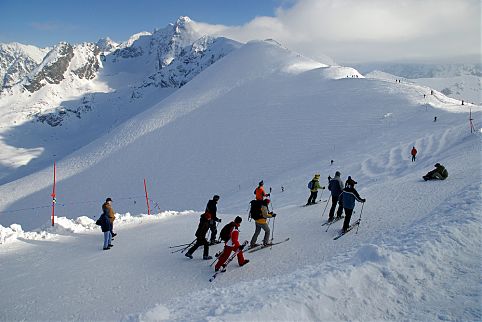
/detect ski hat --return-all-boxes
[435,163,441,167]
[314,173,320,178]
[234,216,242,224]
[213,195,220,201]
[335,171,341,176]
[259,180,264,186]
[106,197,112,202]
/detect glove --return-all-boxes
[217,218,222,223]
[328,176,331,181]
[271,213,277,217]
[362,199,366,203]
[266,193,271,197]
[237,244,245,251]
[321,186,326,189]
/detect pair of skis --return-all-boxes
[209,241,248,282]
[333,219,360,240]
[247,237,290,253]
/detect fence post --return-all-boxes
[144,178,151,216]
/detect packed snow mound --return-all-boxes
[0,210,197,245]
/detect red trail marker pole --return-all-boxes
[51,161,56,226]
[144,178,151,216]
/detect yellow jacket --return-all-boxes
[255,205,274,224]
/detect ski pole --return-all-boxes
[355,202,364,234]
[171,239,196,253]
[321,194,330,219]
[271,215,276,244]
[169,242,194,249]
[318,187,326,203]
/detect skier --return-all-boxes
[306,174,324,205]
[102,198,116,238]
[99,211,113,250]
[411,146,417,162]
[434,116,437,122]
[340,177,366,232]
[254,180,270,201]
[423,163,448,181]
[206,195,222,245]
[185,212,213,260]
[327,171,344,221]
[214,216,249,272]
[250,199,276,247]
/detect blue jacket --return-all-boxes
[328,176,344,197]
[341,187,364,210]
[99,214,112,232]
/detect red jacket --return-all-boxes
[411,147,417,156]
[255,186,266,200]
[227,225,241,248]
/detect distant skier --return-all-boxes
[250,199,276,247]
[102,198,116,238]
[411,146,418,162]
[327,171,344,221]
[434,116,437,122]
[254,180,270,200]
[423,163,448,181]
[205,195,222,245]
[185,212,213,260]
[340,177,366,232]
[306,174,324,205]
[214,216,249,272]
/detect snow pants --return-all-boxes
[187,238,209,257]
[251,222,270,246]
[329,195,344,219]
[307,191,318,205]
[103,231,112,249]
[342,208,354,231]
[411,155,416,162]
[215,245,245,270]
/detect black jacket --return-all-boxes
[195,214,210,238]
[205,199,219,221]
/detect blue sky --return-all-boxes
[0,0,290,47]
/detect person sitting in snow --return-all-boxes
[340,177,365,233]
[250,199,276,247]
[423,163,448,181]
[214,216,249,272]
[306,173,325,205]
[185,212,213,260]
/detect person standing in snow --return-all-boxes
[99,210,113,250]
[340,177,365,232]
[102,198,116,238]
[306,174,324,205]
[214,216,249,272]
[206,195,222,245]
[411,146,418,162]
[185,212,213,260]
[423,163,448,181]
[250,199,276,247]
[254,180,270,201]
[327,171,344,221]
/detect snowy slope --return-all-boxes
[0,40,480,321]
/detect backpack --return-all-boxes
[249,200,263,220]
[219,222,235,242]
[95,215,103,226]
[308,180,315,189]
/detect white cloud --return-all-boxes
[192,0,481,63]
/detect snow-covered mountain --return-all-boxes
[353,62,482,78]
[0,38,480,321]
[0,42,49,89]
[0,16,241,184]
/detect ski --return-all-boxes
[333,219,360,240]
[321,216,344,226]
[209,241,248,282]
[247,237,290,253]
